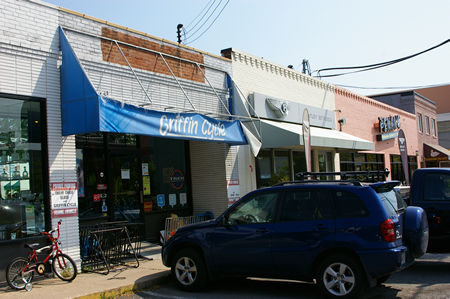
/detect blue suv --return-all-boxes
[162,179,428,298]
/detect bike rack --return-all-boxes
[80,222,142,275]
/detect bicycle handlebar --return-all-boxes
[42,219,62,241]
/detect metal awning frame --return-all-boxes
[60,27,243,120]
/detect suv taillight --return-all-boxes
[380,219,396,242]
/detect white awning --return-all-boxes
[259,119,374,150]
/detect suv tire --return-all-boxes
[316,254,367,298]
[171,248,207,291]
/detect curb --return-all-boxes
[74,270,172,299]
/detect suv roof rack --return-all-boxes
[273,180,363,187]
[295,170,390,181]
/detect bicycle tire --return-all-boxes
[6,257,34,290]
[52,253,77,281]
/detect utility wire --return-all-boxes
[336,82,450,90]
[315,38,450,78]
[184,0,217,35]
[185,0,222,39]
[185,0,230,45]
[185,0,216,31]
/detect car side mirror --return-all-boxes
[218,215,229,227]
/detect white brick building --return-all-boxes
[0,0,250,280]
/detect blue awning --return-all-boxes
[59,27,247,145]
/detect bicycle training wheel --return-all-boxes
[6,257,34,290]
[52,253,77,281]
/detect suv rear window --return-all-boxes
[334,190,369,218]
[377,189,406,216]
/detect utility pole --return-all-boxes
[177,24,183,44]
[302,59,311,76]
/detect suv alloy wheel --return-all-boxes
[172,248,207,291]
[316,254,366,298]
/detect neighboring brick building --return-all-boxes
[415,84,450,150]
[371,91,443,167]
[335,88,419,182]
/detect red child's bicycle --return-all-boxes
[6,220,77,291]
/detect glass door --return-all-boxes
[109,149,142,223]
[318,151,333,180]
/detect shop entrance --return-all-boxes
[108,149,142,223]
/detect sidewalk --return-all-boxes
[0,243,171,299]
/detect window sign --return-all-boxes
[169,193,176,207]
[121,169,130,179]
[180,193,187,205]
[157,194,165,207]
[51,182,78,218]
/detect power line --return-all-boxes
[185,0,229,45]
[336,82,450,90]
[314,38,450,78]
[185,0,223,41]
[184,0,217,35]
[185,0,216,31]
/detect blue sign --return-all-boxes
[157,194,165,207]
[377,131,399,141]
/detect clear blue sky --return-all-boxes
[44,0,450,95]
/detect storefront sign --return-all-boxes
[398,129,410,185]
[378,115,400,133]
[249,93,336,129]
[377,131,399,141]
[50,182,78,218]
[424,143,450,161]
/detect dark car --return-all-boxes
[409,168,450,251]
[162,180,428,298]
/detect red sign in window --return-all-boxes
[93,194,101,202]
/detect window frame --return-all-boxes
[431,118,437,137]
[417,113,423,133]
[0,92,50,241]
[425,115,430,135]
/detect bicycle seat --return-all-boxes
[24,243,40,250]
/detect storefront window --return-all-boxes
[0,96,46,240]
[293,151,306,178]
[256,150,272,188]
[257,150,308,188]
[390,155,416,184]
[274,151,290,183]
[339,152,385,182]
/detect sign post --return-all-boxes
[302,109,312,173]
[398,129,410,185]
